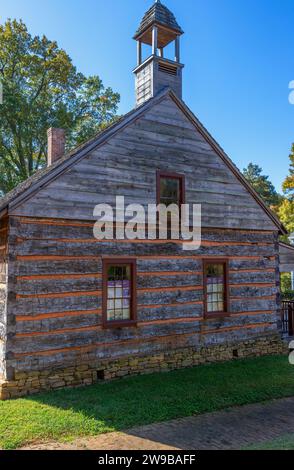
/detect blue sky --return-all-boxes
[1,0,294,191]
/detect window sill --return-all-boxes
[103,320,137,329]
[204,312,231,320]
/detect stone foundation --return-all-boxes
[0,334,288,400]
[0,339,5,381]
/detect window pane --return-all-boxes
[205,263,226,314]
[123,282,130,298]
[160,177,181,206]
[123,309,130,320]
[106,264,132,322]
[108,281,115,298]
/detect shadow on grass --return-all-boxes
[1,355,294,449]
[29,356,294,429]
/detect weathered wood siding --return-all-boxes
[135,59,183,106]
[0,216,8,378]
[279,243,294,272]
[4,215,279,373]
[3,94,282,376]
[135,61,153,106]
[11,95,277,232]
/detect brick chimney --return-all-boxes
[47,128,66,166]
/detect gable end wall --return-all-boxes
[0,94,285,398]
[10,95,278,233]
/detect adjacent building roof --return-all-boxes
[134,0,184,39]
[279,242,294,272]
[0,87,287,234]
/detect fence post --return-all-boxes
[289,303,294,336]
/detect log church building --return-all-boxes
[0,1,288,398]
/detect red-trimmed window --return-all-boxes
[102,259,137,328]
[203,260,229,317]
[157,171,185,207]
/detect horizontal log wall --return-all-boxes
[5,215,280,375]
[0,216,8,379]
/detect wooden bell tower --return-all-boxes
[133,0,184,106]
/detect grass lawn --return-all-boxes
[245,434,294,450]
[0,355,294,450]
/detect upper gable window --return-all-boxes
[157,172,185,207]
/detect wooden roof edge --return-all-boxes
[0,208,8,220]
[167,90,287,236]
[279,242,294,251]
[133,21,183,42]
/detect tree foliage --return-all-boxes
[278,198,294,235]
[279,145,294,242]
[242,163,282,209]
[277,146,294,294]
[280,273,292,295]
[282,144,294,200]
[0,19,120,195]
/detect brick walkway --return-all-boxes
[22,397,294,450]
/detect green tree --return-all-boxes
[280,273,291,295]
[0,19,120,195]
[279,144,294,243]
[278,198,294,235]
[243,163,283,209]
[282,144,294,200]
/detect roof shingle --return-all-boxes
[134,0,183,38]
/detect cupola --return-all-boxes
[133,0,184,106]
